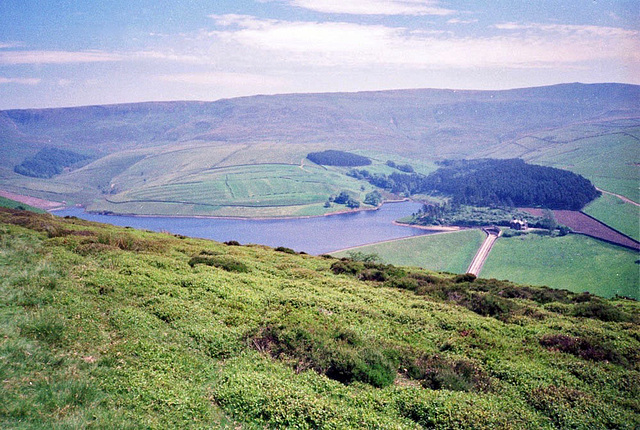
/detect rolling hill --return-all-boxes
[0,83,638,217]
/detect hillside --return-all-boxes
[0,83,638,217]
[1,208,638,428]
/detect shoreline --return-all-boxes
[52,198,413,221]
[391,220,464,232]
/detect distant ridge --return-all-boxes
[2,83,638,159]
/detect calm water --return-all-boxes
[52,201,432,254]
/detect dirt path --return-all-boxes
[597,188,640,207]
[466,227,501,276]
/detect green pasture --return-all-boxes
[482,233,639,299]
[332,229,486,274]
[484,123,640,203]
[583,193,640,241]
[98,162,373,216]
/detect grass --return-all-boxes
[0,196,45,213]
[332,229,486,274]
[10,142,384,217]
[583,193,640,242]
[0,208,638,428]
[481,233,639,299]
[487,123,640,204]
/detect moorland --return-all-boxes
[0,207,638,429]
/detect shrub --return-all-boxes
[346,251,380,263]
[358,269,388,282]
[275,246,297,254]
[352,349,397,388]
[465,293,513,318]
[249,325,397,388]
[539,334,624,365]
[454,273,476,283]
[572,300,631,322]
[384,277,419,291]
[188,255,250,273]
[408,356,490,392]
[224,240,241,246]
[330,260,364,276]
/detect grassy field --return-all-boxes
[0,208,638,429]
[583,193,640,242]
[2,141,389,217]
[482,122,640,204]
[332,229,486,274]
[482,233,639,299]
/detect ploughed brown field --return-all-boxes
[522,208,640,251]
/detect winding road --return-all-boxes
[467,227,501,276]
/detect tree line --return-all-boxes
[348,158,600,210]
[306,150,371,167]
[14,147,89,179]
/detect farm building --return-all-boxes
[510,219,528,230]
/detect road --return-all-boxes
[467,227,501,276]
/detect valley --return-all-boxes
[1,83,637,299]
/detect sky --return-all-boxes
[0,0,638,109]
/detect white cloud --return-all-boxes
[269,0,455,16]
[447,18,478,25]
[0,77,41,85]
[207,15,640,70]
[493,22,638,38]
[0,50,123,65]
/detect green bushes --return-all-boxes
[275,246,297,254]
[1,206,639,429]
[188,255,250,273]
[408,356,490,392]
[249,325,397,388]
[572,299,632,322]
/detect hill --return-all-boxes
[0,208,638,428]
[0,83,638,217]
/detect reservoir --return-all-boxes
[53,201,433,255]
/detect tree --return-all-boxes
[364,191,382,206]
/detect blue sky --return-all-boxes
[0,0,638,109]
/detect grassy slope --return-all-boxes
[0,196,45,213]
[482,122,640,203]
[481,233,639,299]
[332,229,485,274]
[1,209,638,429]
[3,142,385,217]
[583,193,640,242]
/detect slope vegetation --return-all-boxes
[1,208,638,429]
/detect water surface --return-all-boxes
[53,201,432,254]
